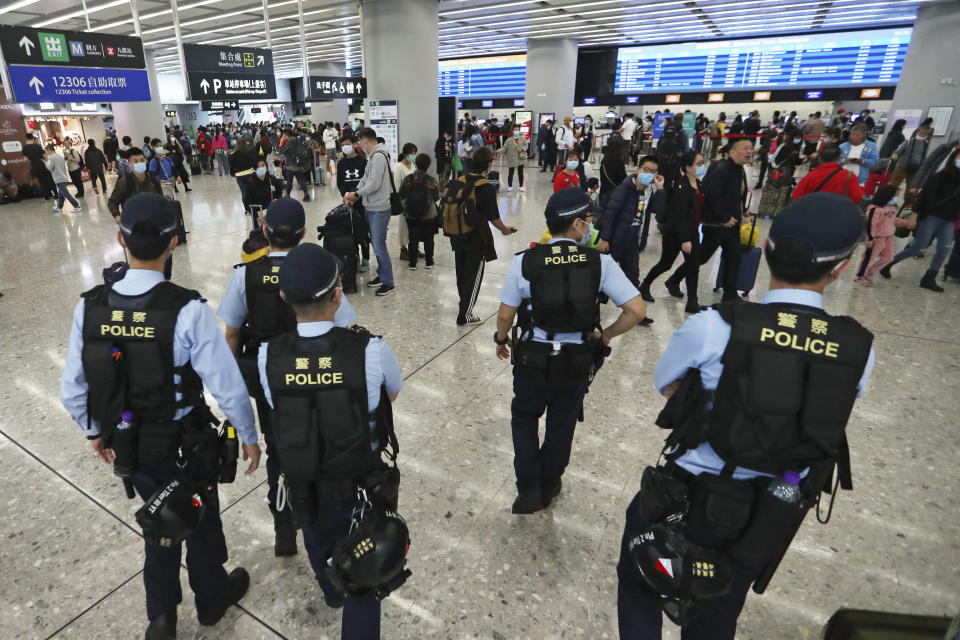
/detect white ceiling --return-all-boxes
[1,0,930,79]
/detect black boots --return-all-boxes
[145,610,177,640]
[879,262,894,279]
[638,280,654,302]
[684,299,701,314]
[541,479,562,508]
[198,568,250,626]
[920,270,944,292]
[664,276,684,298]
[512,489,543,514]
[272,507,298,557]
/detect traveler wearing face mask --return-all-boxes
[888,125,932,207]
[498,126,529,192]
[148,138,177,191]
[435,130,456,185]
[244,159,281,217]
[555,117,577,160]
[838,123,879,186]
[229,136,260,210]
[494,187,647,514]
[554,150,582,193]
[336,135,371,274]
[394,143,419,262]
[61,139,85,198]
[597,156,665,316]
[640,151,706,313]
[580,116,595,161]
[110,147,164,223]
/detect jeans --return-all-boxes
[511,374,590,492]
[507,165,525,187]
[133,462,229,621]
[55,182,79,209]
[302,509,382,640]
[365,209,394,286]
[891,215,955,272]
[406,217,435,267]
[68,168,84,196]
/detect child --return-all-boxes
[586,177,600,209]
[854,184,916,285]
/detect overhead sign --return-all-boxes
[0,25,145,69]
[164,110,177,117]
[625,96,640,104]
[182,43,275,100]
[6,65,151,102]
[860,88,882,99]
[753,91,771,101]
[200,99,238,111]
[805,90,824,100]
[707,93,725,102]
[308,75,366,100]
[582,97,596,105]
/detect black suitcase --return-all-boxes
[190,157,201,176]
[162,182,188,245]
[822,608,954,640]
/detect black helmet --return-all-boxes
[629,520,733,626]
[325,501,411,603]
[135,478,206,548]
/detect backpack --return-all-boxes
[403,174,431,218]
[292,140,312,170]
[441,177,484,237]
[657,124,683,188]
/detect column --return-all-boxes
[525,38,579,123]
[887,3,960,138]
[110,50,167,146]
[361,0,438,160]
[309,61,349,124]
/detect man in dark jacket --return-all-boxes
[83,138,108,194]
[107,147,163,221]
[278,129,311,202]
[597,156,665,300]
[743,111,761,139]
[434,130,455,185]
[538,120,553,171]
[23,133,55,199]
[102,132,119,173]
[666,137,752,303]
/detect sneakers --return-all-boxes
[456,314,481,326]
[375,284,395,296]
[198,567,249,626]
[409,264,417,270]
[366,277,382,288]
[853,276,873,286]
[145,610,177,640]
[519,185,526,192]
[358,260,369,273]
[302,194,311,202]
[72,205,82,212]
[425,261,434,269]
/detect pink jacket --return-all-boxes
[865,204,910,239]
[211,135,228,151]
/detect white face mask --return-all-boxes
[341,144,353,156]
[255,167,268,177]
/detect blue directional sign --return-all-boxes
[6,65,151,102]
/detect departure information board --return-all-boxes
[438,54,525,97]
[614,28,911,93]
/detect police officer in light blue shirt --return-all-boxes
[217,198,357,556]
[256,243,403,639]
[60,193,260,640]
[616,193,876,640]
[495,188,647,514]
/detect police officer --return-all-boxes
[616,193,876,639]
[217,197,357,556]
[60,193,262,640]
[257,243,403,639]
[495,188,648,514]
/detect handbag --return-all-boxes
[451,155,463,173]
[375,151,404,216]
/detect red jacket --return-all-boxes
[792,162,863,203]
[553,169,580,193]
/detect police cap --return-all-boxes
[119,193,177,238]
[767,193,864,265]
[544,187,591,222]
[278,242,342,303]
[265,197,306,240]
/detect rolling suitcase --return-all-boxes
[190,157,201,176]
[161,182,188,245]
[715,215,761,295]
[249,204,264,230]
[821,608,954,640]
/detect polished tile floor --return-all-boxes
[1,160,957,640]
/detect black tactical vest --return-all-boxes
[243,255,297,346]
[520,241,602,337]
[707,302,873,477]
[81,281,204,440]
[265,327,379,489]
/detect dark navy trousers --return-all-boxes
[132,462,229,621]
[254,397,286,512]
[616,490,759,640]
[510,374,590,492]
[302,507,382,640]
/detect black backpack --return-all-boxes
[291,140,312,170]
[657,125,683,189]
[403,174,431,218]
